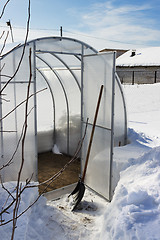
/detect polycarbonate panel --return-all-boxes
[55,53,81,69]
[57,69,81,155]
[83,53,114,129]
[114,76,127,146]
[1,44,34,83]
[40,69,68,153]
[82,125,111,198]
[35,37,97,56]
[0,53,14,81]
[36,52,64,69]
[0,82,37,182]
[36,49,82,155]
[82,52,115,200]
[36,38,82,54]
[36,72,54,131]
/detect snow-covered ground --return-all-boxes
[1,83,160,239]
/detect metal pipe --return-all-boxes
[60,26,63,37]
[0,60,4,160]
[109,51,116,201]
[36,50,82,56]
[115,73,128,145]
[80,44,84,174]
[50,53,81,91]
[33,42,38,181]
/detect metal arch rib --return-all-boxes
[36,54,70,155]
[36,68,56,144]
[49,52,81,91]
[115,73,128,144]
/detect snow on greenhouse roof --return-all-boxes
[116,47,160,67]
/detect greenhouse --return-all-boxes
[0,37,127,201]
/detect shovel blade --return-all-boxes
[72,182,85,211]
[68,180,85,211]
[68,180,81,198]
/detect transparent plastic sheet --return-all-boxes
[83,53,114,129]
[114,75,127,146]
[34,37,97,155]
[82,125,111,198]
[35,37,96,55]
[35,45,82,155]
[0,41,37,182]
[57,69,81,155]
[0,37,127,188]
[82,52,115,200]
[0,83,36,182]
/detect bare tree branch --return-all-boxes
[0,176,15,202]
[0,43,21,59]
[0,31,5,40]
[0,87,47,122]
[0,118,89,227]
[0,0,31,95]
[0,31,9,56]
[0,130,16,132]
[11,46,32,239]
[0,0,11,19]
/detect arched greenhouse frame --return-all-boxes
[0,37,127,201]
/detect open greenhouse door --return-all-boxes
[82,52,116,201]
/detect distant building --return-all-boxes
[100,48,128,58]
[116,48,160,84]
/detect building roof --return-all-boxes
[100,48,128,58]
[116,47,160,67]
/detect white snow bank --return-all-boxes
[1,83,160,239]
[123,83,160,144]
[0,182,39,240]
[99,146,160,240]
[0,182,63,240]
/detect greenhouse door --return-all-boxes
[82,52,116,201]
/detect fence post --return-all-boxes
[132,71,134,85]
[154,71,157,83]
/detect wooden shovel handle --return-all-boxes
[81,85,104,182]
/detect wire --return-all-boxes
[0,25,58,31]
[0,25,156,47]
[63,29,154,47]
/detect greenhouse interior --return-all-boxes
[0,37,127,201]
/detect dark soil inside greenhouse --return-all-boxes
[38,151,81,194]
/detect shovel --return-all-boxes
[69,85,104,211]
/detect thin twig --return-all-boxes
[0,122,25,171]
[0,63,5,72]
[0,31,9,56]
[0,119,89,227]
[0,0,31,95]
[0,88,47,122]
[11,46,32,240]
[0,105,35,171]
[0,31,5,40]
[0,97,10,102]
[0,0,11,19]
[29,118,89,189]
[0,176,15,202]
[0,130,17,133]
[0,43,21,59]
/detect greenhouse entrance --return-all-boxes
[0,37,127,201]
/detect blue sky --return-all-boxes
[1,0,160,50]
